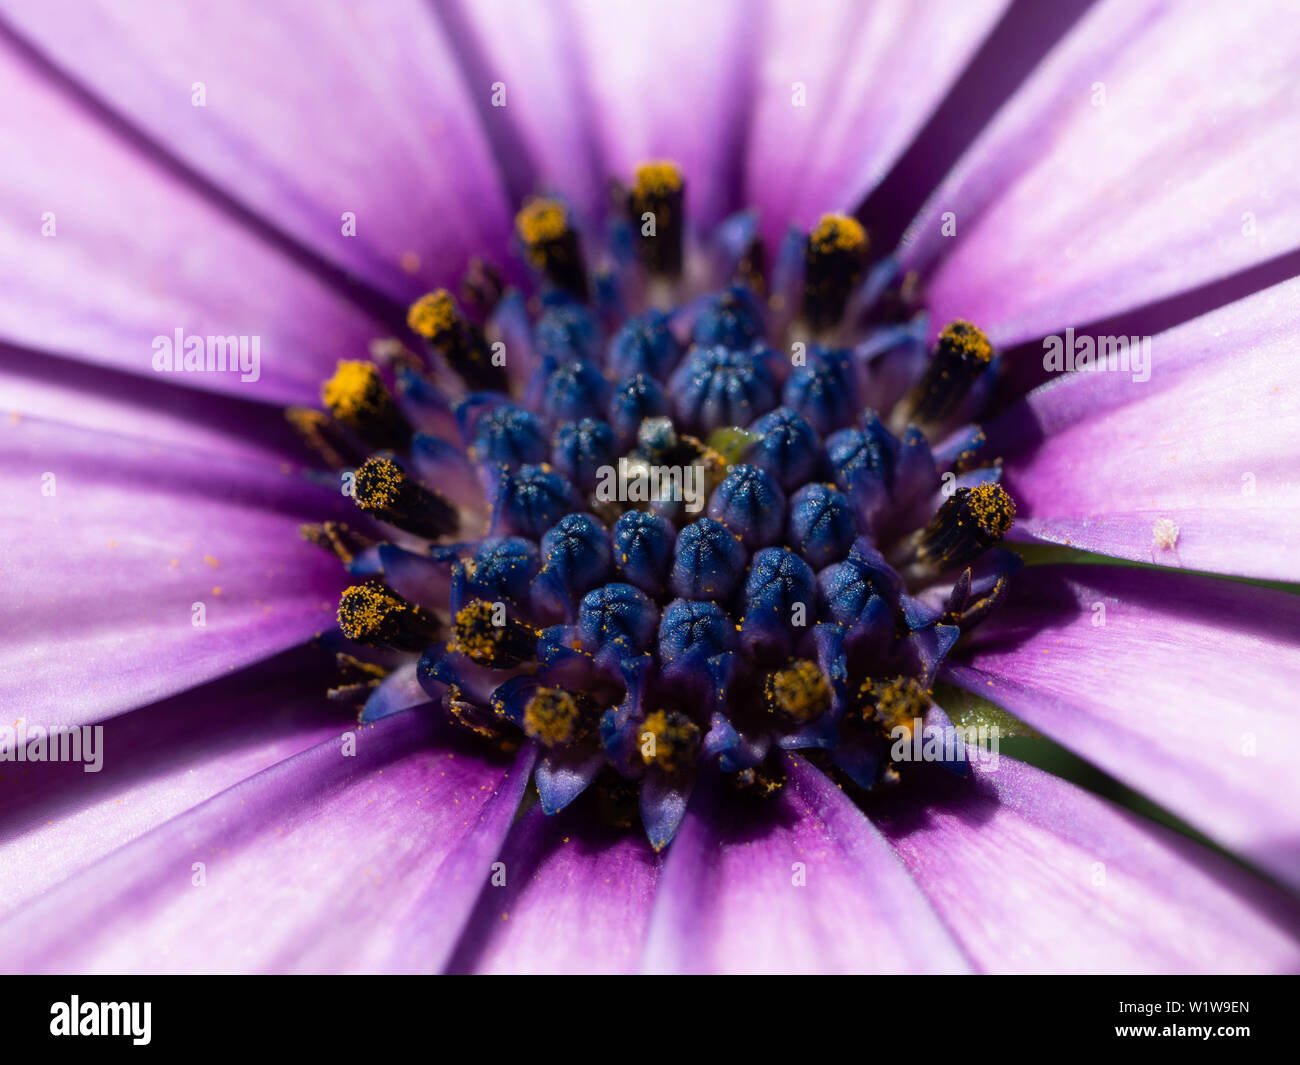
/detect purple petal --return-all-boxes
[0,358,307,463]
[0,416,352,725]
[2,0,515,302]
[447,805,661,974]
[876,758,1300,973]
[745,0,1008,253]
[534,746,605,814]
[993,277,1300,581]
[947,564,1300,890]
[905,0,1300,347]
[0,645,346,916]
[359,660,430,723]
[561,0,760,231]
[0,28,386,405]
[639,758,970,973]
[0,712,528,973]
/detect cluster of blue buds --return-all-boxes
[301,162,1020,850]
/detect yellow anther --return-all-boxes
[522,687,588,747]
[407,289,459,339]
[321,360,385,423]
[353,456,404,511]
[864,676,931,737]
[640,709,700,773]
[937,319,993,365]
[809,213,867,255]
[515,199,569,248]
[967,482,1016,538]
[632,160,684,199]
[764,660,831,724]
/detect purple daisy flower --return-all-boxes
[2,0,1299,976]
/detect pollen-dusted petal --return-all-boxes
[990,276,1300,582]
[0,416,350,726]
[909,0,1300,351]
[875,755,1300,973]
[640,758,969,974]
[947,564,1300,893]
[0,713,535,974]
[445,805,660,975]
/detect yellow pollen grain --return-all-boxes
[355,456,404,510]
[515,199,569,246]
[810,213,867,254]
[321,360,383,420]
[639,709,700,773]
[632,160,683,198]
[337,584,405,641]
[939,319,993,364]
[870,676,931,736]
[766,660,830,723]
[407,289,458,338]
[968,482,1016,537]
[522,687,584,747]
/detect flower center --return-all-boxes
[293,161,1019,850]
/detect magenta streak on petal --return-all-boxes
[744,0,1009,256]
[0,0,518,305]
[903,0,1300,349]
[0,644,348,916]
[0,416,354,726]
[446,802,662,974]
[945,564,1300,891]
[0,711,525,973]
[990,277,1300,582]
[0,27,389,408]
[639,758,970,974]
[873,757,1300,973]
